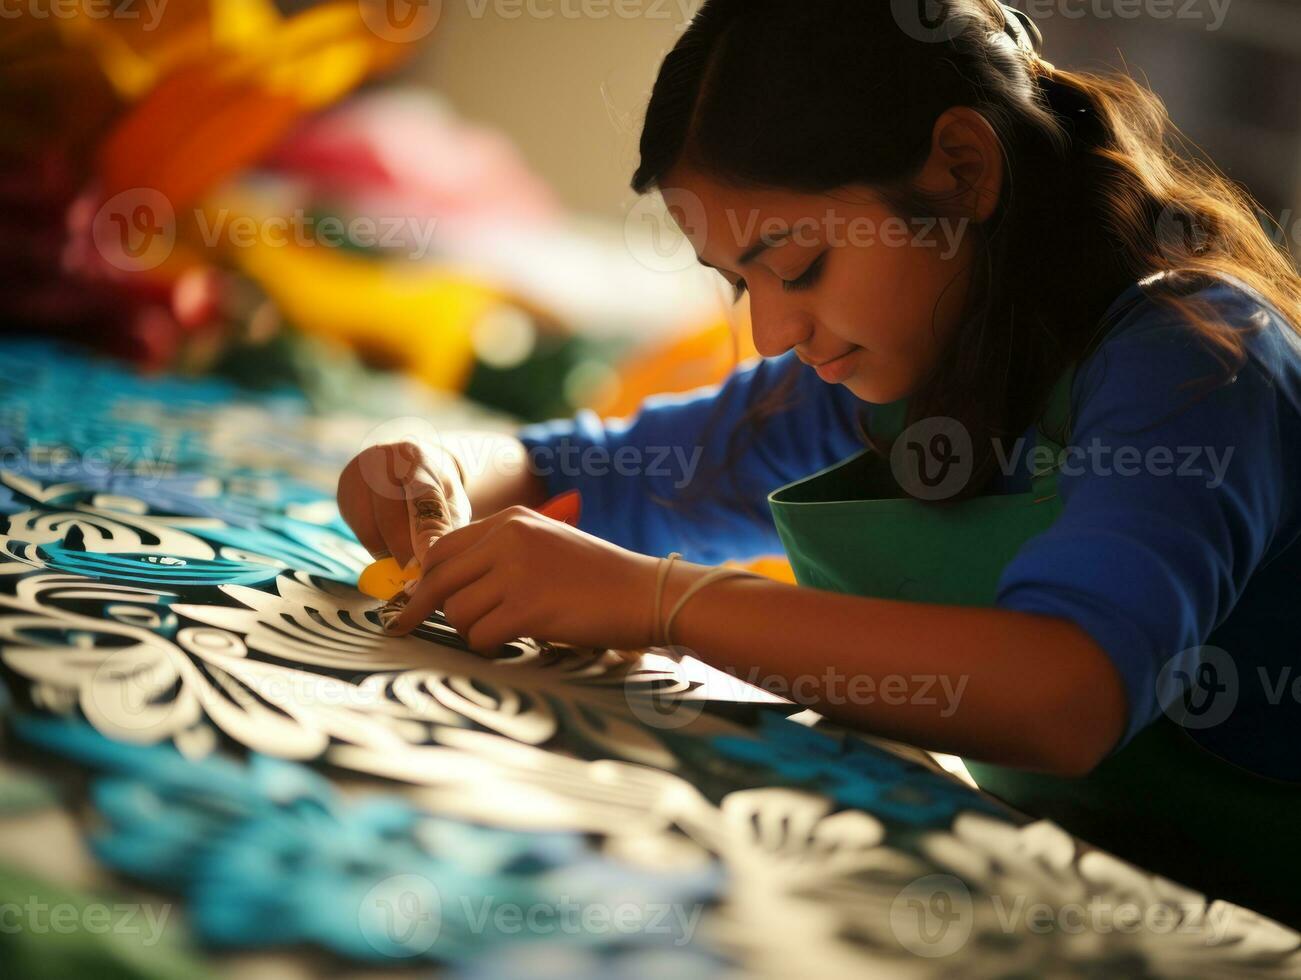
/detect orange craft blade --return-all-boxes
[356,490,582,602]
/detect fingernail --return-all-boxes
[378,595,407,633]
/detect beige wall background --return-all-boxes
[410,3,1301,240]
[413,1,704,222]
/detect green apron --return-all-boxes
[768,366,1301,926]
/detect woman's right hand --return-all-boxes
[336,439,472,572]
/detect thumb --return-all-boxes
[405,475,454,569]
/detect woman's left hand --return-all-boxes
[382,505,661,651]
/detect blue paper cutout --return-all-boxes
[12,716,721,965]
[710,712,1002,826]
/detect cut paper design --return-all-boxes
[0,565,738,769]
[4,340,1301,977]
[911,813,1301,979]
[12,716,720,963]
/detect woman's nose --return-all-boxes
[750,297,814,359]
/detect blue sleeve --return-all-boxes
[515,350,865,563]
[995,280,1301,753]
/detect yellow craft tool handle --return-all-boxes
[357,490,582,601]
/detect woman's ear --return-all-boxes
[913,107,1005,224]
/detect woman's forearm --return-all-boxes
[427,433,1127,775]
[658,564,1128,776]
[439,430,550,518]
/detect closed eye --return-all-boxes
[781,252,827,293]
[725,251,827,303]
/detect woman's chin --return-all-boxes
[843,374,907,406]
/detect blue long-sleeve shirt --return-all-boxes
[517,276,1301,779]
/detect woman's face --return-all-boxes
[659,163,981,405]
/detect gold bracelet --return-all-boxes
[653,552,683,646]
[663,566,757,648]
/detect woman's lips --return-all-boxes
[814,347,860,383]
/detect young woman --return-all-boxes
[337,1,1301,924]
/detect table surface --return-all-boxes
[1,340,1299,979]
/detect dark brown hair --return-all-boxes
[632,0,1301,518]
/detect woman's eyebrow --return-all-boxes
[696,227,794,271]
